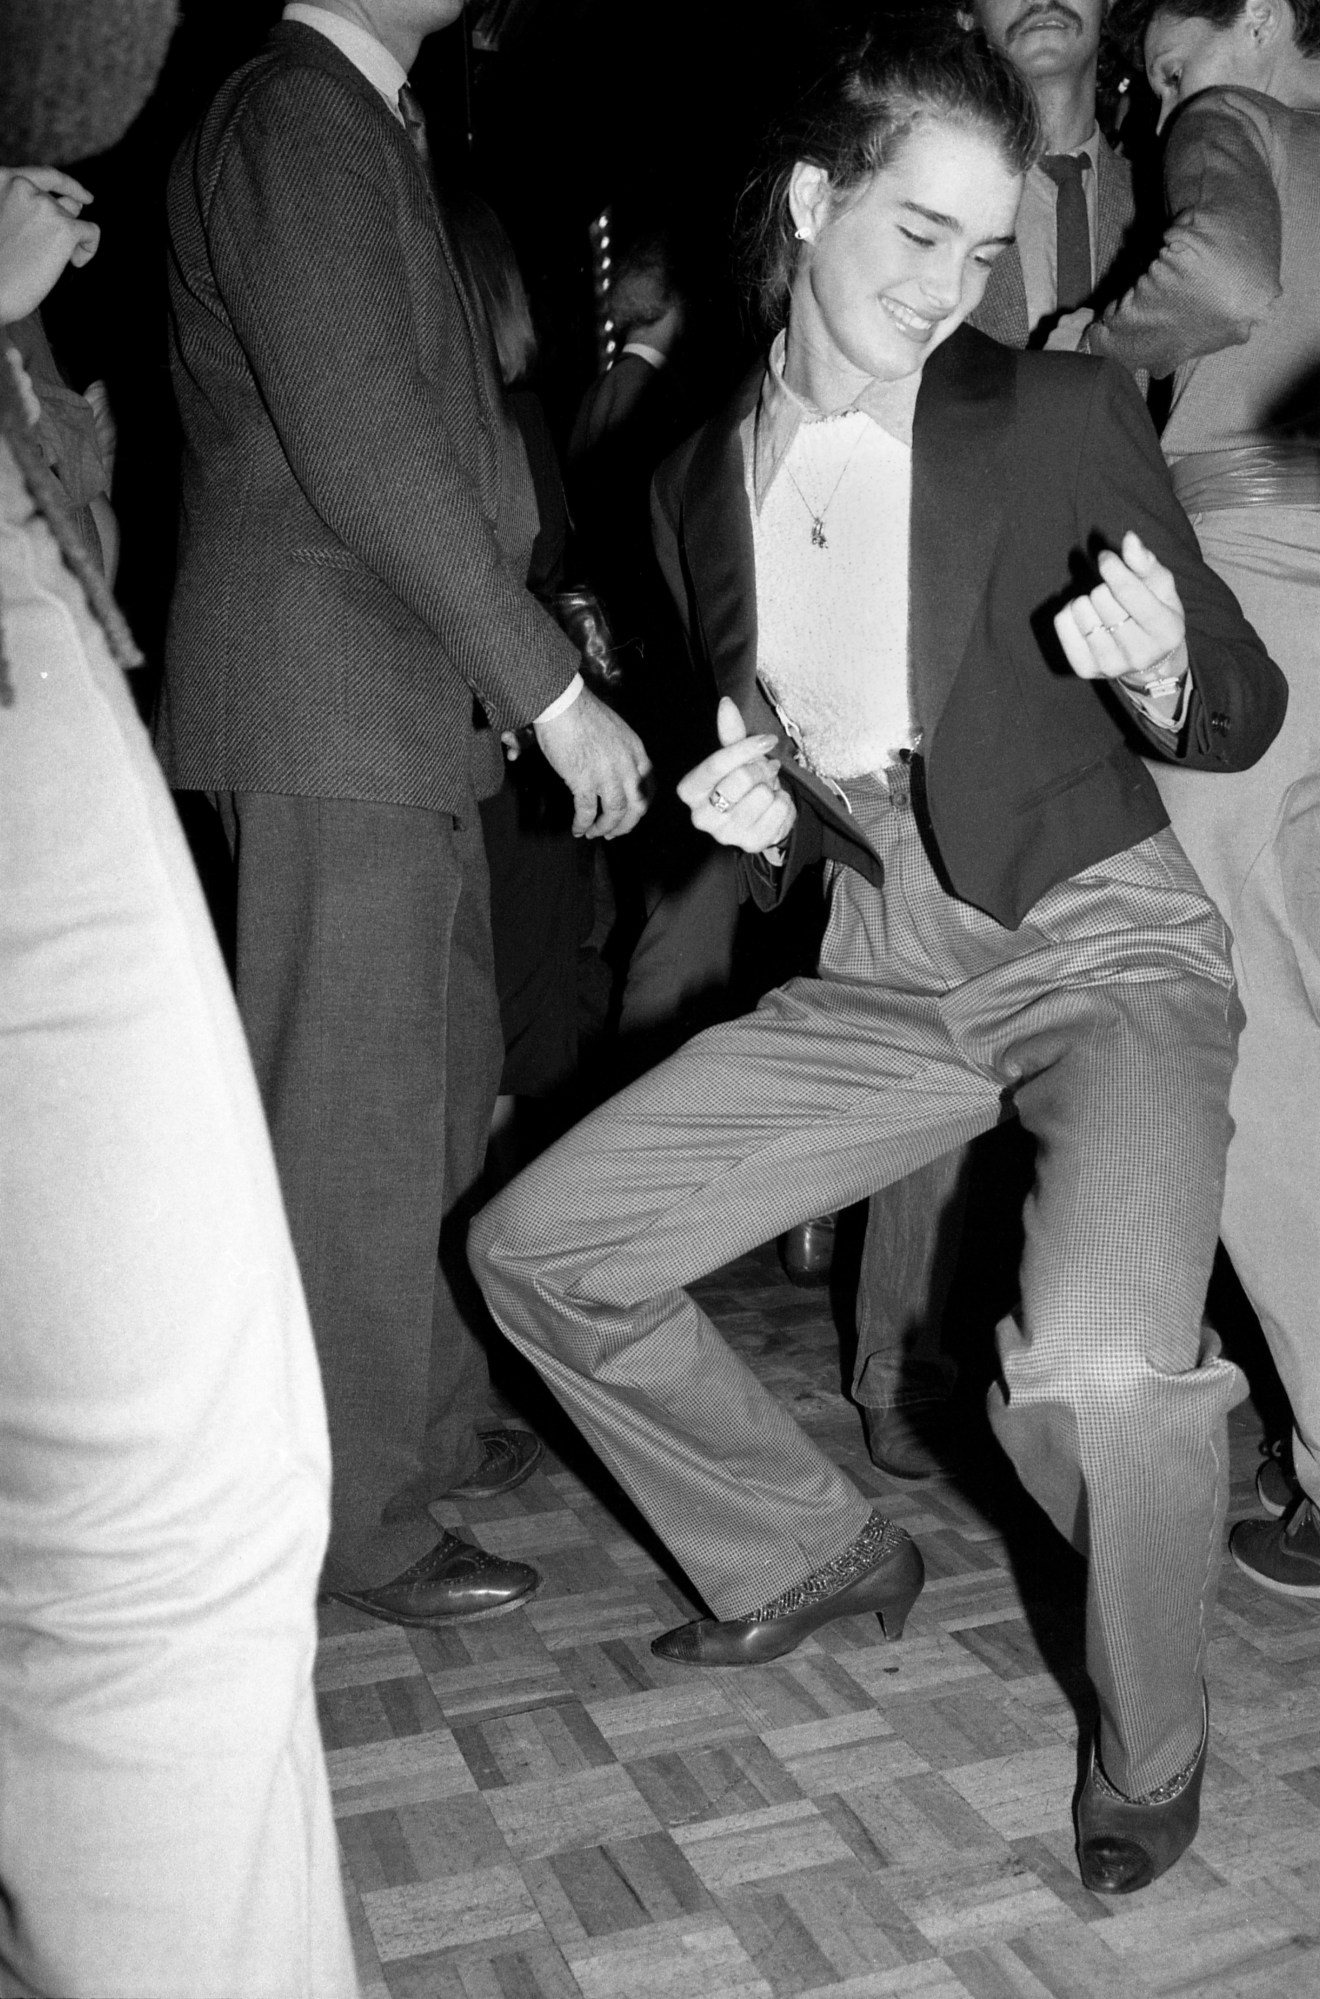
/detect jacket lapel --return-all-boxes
[680,379,763,719]
[1093,132,1134,291]
[909,328,1017,749]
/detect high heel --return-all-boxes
[652,1515,924,1667]
[1076,1685,1209,1895]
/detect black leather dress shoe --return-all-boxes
[447,1427,543,1500]
[1076,1687,1209,1894]
[328,1533,538,1627]
[778,1215,837,1287]
[652,1515,923,1667]
[861,1403,948,1482]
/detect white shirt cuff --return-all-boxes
[1125,671,1192,733]
[534,672,584,726]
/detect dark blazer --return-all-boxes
[158,22,579,813]
[972,130,1142,350]
[651,327,1286,931]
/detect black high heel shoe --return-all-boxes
[1076,1686,1209,1895]
[651,1514,924,1667]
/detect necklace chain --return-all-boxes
[782,429,867,550]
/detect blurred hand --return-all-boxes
[0,169,99,323]
[1054,531,1188,697]
[534,683,651,838]
[678,696,797,855]
[1044,307,1094,352]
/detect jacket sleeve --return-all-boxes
[1085,90,1282,381]
[199,63,578,728]
[1074,360,1287,769]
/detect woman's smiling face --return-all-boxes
[786,117,1023,403]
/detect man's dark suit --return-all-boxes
[473,329,1284,1796]
[158,23,582,1589]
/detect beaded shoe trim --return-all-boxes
[748,1513,906,1623]
[1091,1724,1206,1808]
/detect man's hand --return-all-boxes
[678,696,797,855]
[1044,306,1094,352]
[0,169,99,323]
[1054,531,1189,703]
[534,684,651,838]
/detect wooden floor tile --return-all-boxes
[324,1241,1320,1999]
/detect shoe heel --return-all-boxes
[875,1539,925,1642]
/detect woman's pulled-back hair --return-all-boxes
[741,14,1039,331]
[1112,0,1320,60]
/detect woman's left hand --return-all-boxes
[1054,530,1188,695]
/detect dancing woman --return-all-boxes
[1080,0,1320,1597]
[472,24,1284,1893]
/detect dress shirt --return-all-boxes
[1017,125,1101,333]
[280,3,582,724]
[744,334,921,781]
[282,5,407,117]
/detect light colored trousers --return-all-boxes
[475,767,1243,1798]
[0,441,356,1998]
[1156,505,1320,1508]
[860,509,1320,1491]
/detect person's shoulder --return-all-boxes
[196,24,394,163]
[1010,341,1135,428]
[1168,83,1279,155]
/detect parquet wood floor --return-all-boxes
[318,1241,1320,1999]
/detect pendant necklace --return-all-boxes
[783,427,866,550]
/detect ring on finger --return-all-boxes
[708,786,732,814]
[1099,612,1133,633]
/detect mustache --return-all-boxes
[1006,3,1084,38]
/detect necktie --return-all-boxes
[398,82,431,170]
[1039,153,1092,312]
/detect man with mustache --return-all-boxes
[969,0,1142,343]
[856,0,1161,1478]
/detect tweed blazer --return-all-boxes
[158,23,579,813]
[651,326,1286,931]
[971,129,1142,349]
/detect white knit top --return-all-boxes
[747,342,919,783]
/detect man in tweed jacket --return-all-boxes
[158,0,650,1625]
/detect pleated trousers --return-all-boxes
[212,789,505,1590]
[474,765,1243,1796]
[0,443,355,1997]
[1155,505,1320,1508]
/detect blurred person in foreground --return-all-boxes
[157,0,650,1631]
[0,1,356,1991]
[1068,0,1320,1599]
[471,21,1285,1894]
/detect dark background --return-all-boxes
[40,0,883,671]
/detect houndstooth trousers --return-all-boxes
[473,763,1244,1797]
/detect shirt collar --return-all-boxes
[1034,122,1101,177]
[282,4,409,117]
[751,329,921,511]
[620,341,667,371]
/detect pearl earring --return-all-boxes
[794,227,808,242]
